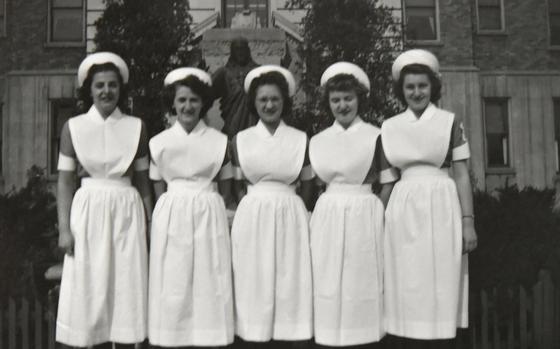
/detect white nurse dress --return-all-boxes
[56,106,149,347]
[231,120,314,342]
[309,117,398,346]
[382,103,470,339]
[148,120,234,347]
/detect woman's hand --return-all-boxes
[462,218,478,253]
[58,229,75,256]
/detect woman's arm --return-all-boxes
[233,179,247,204]
[452,160,478,253]
[133,170,154,227]
[299,179,315,211]
[218,178,235,207]
[57,170,76,256]
[378,182,394,208]
[153,180,166,203]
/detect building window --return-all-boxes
[554,99,560,172]
[0,103,3,174]
[50,99,76,174]
[477,0,504,31]
[223,0,269,28]
[48,0,84,43]
[549,0,560,46]
[0,0,5,36]
[404,0,438,41]
[484,98,510,168]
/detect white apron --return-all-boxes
[381,106,469,340]
[56,107,148,347]
[309,118,385,346]
[231,121,313,341]
[148,121,234,346]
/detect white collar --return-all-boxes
[172,119,207,136]
[255,119,287,138]
[87,105,123,124]
[404,103,437,122]
[331,116,364,134]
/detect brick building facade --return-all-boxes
[1,0,559,191]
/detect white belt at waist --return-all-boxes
[400,165,449,180]
[247,182,296,195]
[325,183,372,195]
[167,179,216,193]
[81,177,131,187]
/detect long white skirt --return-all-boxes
[231,182,313,342]
[56,178,148,347]
[310,184,385,346]
[148,180,234,347]
[384,166,469,340]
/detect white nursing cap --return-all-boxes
[391,49,440,81]
[320,62,371,91]
[244,65,296,96]
[164,67,212,87]
[77,52,129,87]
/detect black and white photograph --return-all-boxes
[0,1,559,349]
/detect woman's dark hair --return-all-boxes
[247,71,292,118]
[393,63,442,105]
[77,62,129,112]
[319,74,370,118]
[162,75,214,117]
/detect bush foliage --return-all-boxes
[94,0,202,135]
[471,186,560,292]
[0,167,58,302]
[288,0,402,134]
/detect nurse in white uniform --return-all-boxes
[309,62,398,348]
[230,65,314,347]
[148,68,234,348]
[382,49,478,348]
[56,52,152,349]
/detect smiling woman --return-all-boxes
[230,65,314,346]
[148,67,234,348]
[90,71,120,116]
[253,84,284,125]
[56,52,152,349]
[382,49,477,348]
[309,62,398,347]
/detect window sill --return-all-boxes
[548,46,560,51]
[485,167,515,175]
[44,42,85,48]
[48,174,59,183]
[476,30,508,36]
[406,40,444,47]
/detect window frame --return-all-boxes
[222,0,269,28]
[553,98,560,172]
[0,0,6,37]
[476,0,506,34]
[548,0,560,48]
[48,98,76,175]
[46,0,86,47]
[0,102,3,175]
[402,0,441,44]
[482,97,513,171]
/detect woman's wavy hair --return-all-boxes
[319,74,370,118]
[247,71,292,119]
[162,75,214,117]
[77,63,129,113]
[393,63,442,105]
